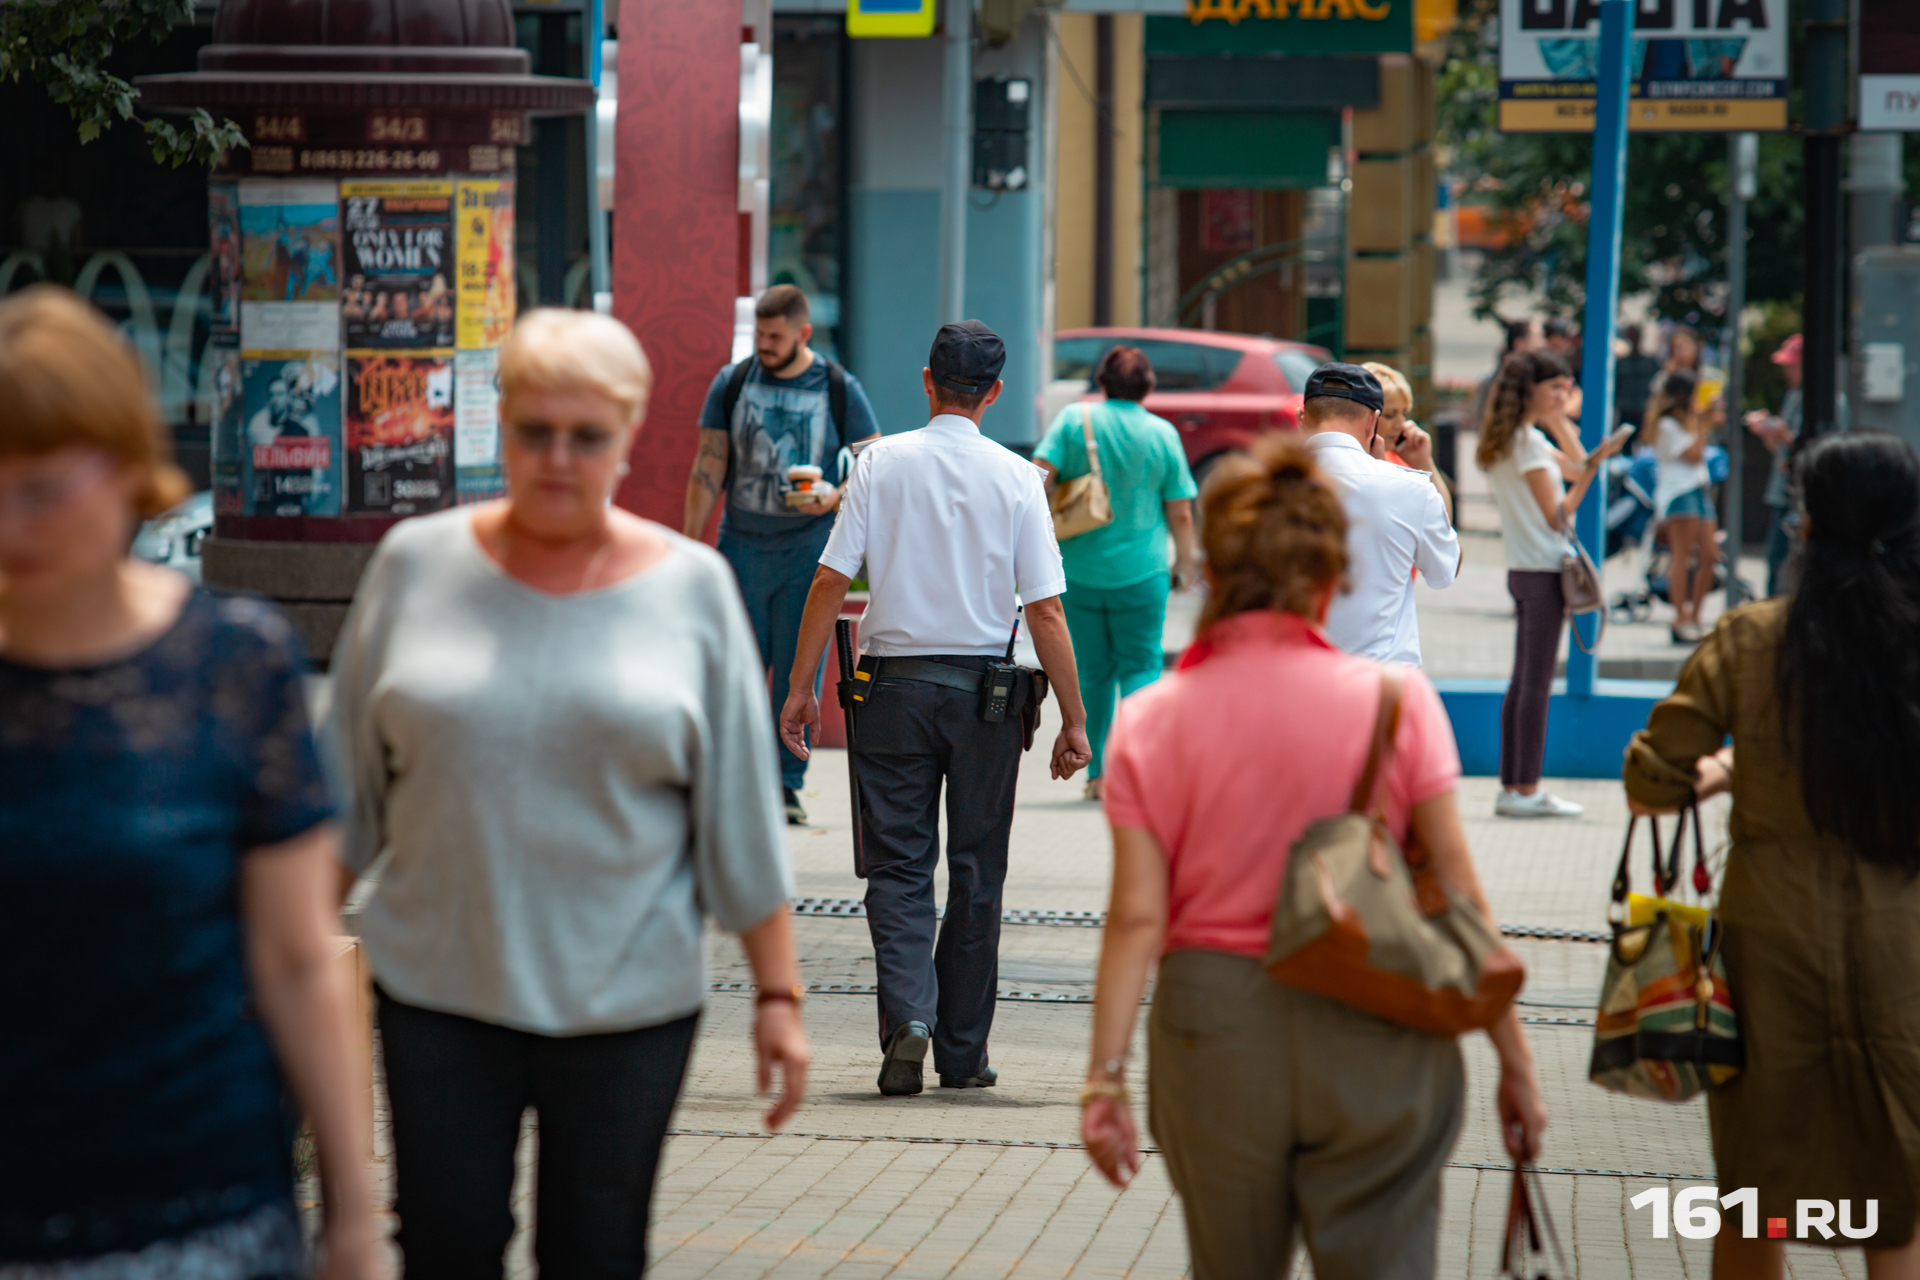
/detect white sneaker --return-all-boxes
[1495,789,1585,818]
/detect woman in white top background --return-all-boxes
[329,309,809,1272]
[1642,368,1718,643]
[1475,349,1630,818]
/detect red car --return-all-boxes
[1050,327,1332,485]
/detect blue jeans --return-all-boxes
[1061,573,1170,780]
[719,522,832,790]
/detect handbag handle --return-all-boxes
[1501,1162,1570,1279]
[1079,404,1104,481]
[1347,669,1405,820]
[1610,796,1707,911]
[1609,813,1667,910]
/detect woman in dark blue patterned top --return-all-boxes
[0,288,381,1277]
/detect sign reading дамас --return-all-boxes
[1148,0,1412,57]
[1499,0,1786,132]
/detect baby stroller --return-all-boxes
[1605,444,1729,623]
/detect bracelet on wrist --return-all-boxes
[756,984,805,1007]
[1078,1080,1131,1109]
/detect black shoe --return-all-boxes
[878,1021,931,1096]
[939,1065,998,1089]
[783,787,807,826]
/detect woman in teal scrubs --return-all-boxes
[1034,346,1200,799]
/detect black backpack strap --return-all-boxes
[826,358,848,443]
[718,357,754,495]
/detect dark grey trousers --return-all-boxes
[852,660,1024,1078]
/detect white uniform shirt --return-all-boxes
[1308,431,1459,666]
[821,413,1067,657]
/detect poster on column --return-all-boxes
[455,178,515,349]
[239,352,344,516]
[208,183,242,332]
[454,347,505,503]
[341,180,455,349]
[238,179,342,350]
[1497,0,1787,133]
[346,354,456,515]
[206,341,243,512]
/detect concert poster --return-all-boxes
[341,180,455,349]
[454,347,505,503]
[239,352,344,517]
[455,178,515,349]
[346,353,456,516]
[239,180,341,303]
[208,183,242,331]
[205,341,243,512]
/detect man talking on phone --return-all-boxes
[1301,363,1460,666]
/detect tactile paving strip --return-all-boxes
[791,896,1611,944]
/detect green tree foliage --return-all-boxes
[0,0,246,167]
[1437,0,1802,336]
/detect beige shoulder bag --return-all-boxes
[1265,669,1526,1036]
[1049,404,1114,541]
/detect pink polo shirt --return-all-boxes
[1102,609,1461,959]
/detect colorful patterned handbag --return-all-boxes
[1588,801,1743,1102]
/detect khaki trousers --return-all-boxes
[1147,950,1465,1280]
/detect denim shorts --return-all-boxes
[1667,487,1715,521]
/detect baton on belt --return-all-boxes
[834,617,869,879]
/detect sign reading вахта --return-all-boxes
[1498,0,1787,132]
[1148,0,1413,57]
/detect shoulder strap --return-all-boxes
[721,357,754,431]
[1348,668,1405,818]
[1080,404,1104,479]
[719,358,755,495]
[826,358,847,441]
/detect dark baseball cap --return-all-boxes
[928,320,1007,395]
[1301,362,1384,413]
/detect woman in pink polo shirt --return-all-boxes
[1078,435,1547,1279]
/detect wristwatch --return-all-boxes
[756,983,806,1007]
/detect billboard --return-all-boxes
[1859,0,1920,132]
[1498,0,1787,132]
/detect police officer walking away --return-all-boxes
[685,285,881,824]
[779,320,1092,1096]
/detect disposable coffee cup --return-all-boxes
[785,464,825,507]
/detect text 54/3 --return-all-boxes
[1632,1187,1880,1240]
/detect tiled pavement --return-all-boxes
[330,460,1864,1276]
[333,742,1865,1278]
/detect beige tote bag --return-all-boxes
[1050,405,1114,541]
[1265,670,1525,1036]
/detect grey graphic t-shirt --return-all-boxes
[698,357,880,537]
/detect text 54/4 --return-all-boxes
[1633,1188,1879,1240]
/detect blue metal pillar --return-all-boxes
[1567,0,1635,697]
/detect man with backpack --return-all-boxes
[685,284,881,824]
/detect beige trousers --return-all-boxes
[1147,949,1465,1280]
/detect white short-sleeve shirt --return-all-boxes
[1308,431,1460,666]
[820,413,1067,657]
[1486,424,1568,572]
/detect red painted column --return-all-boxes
[611,0,739,530]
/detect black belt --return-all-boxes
[857,655,992,696]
